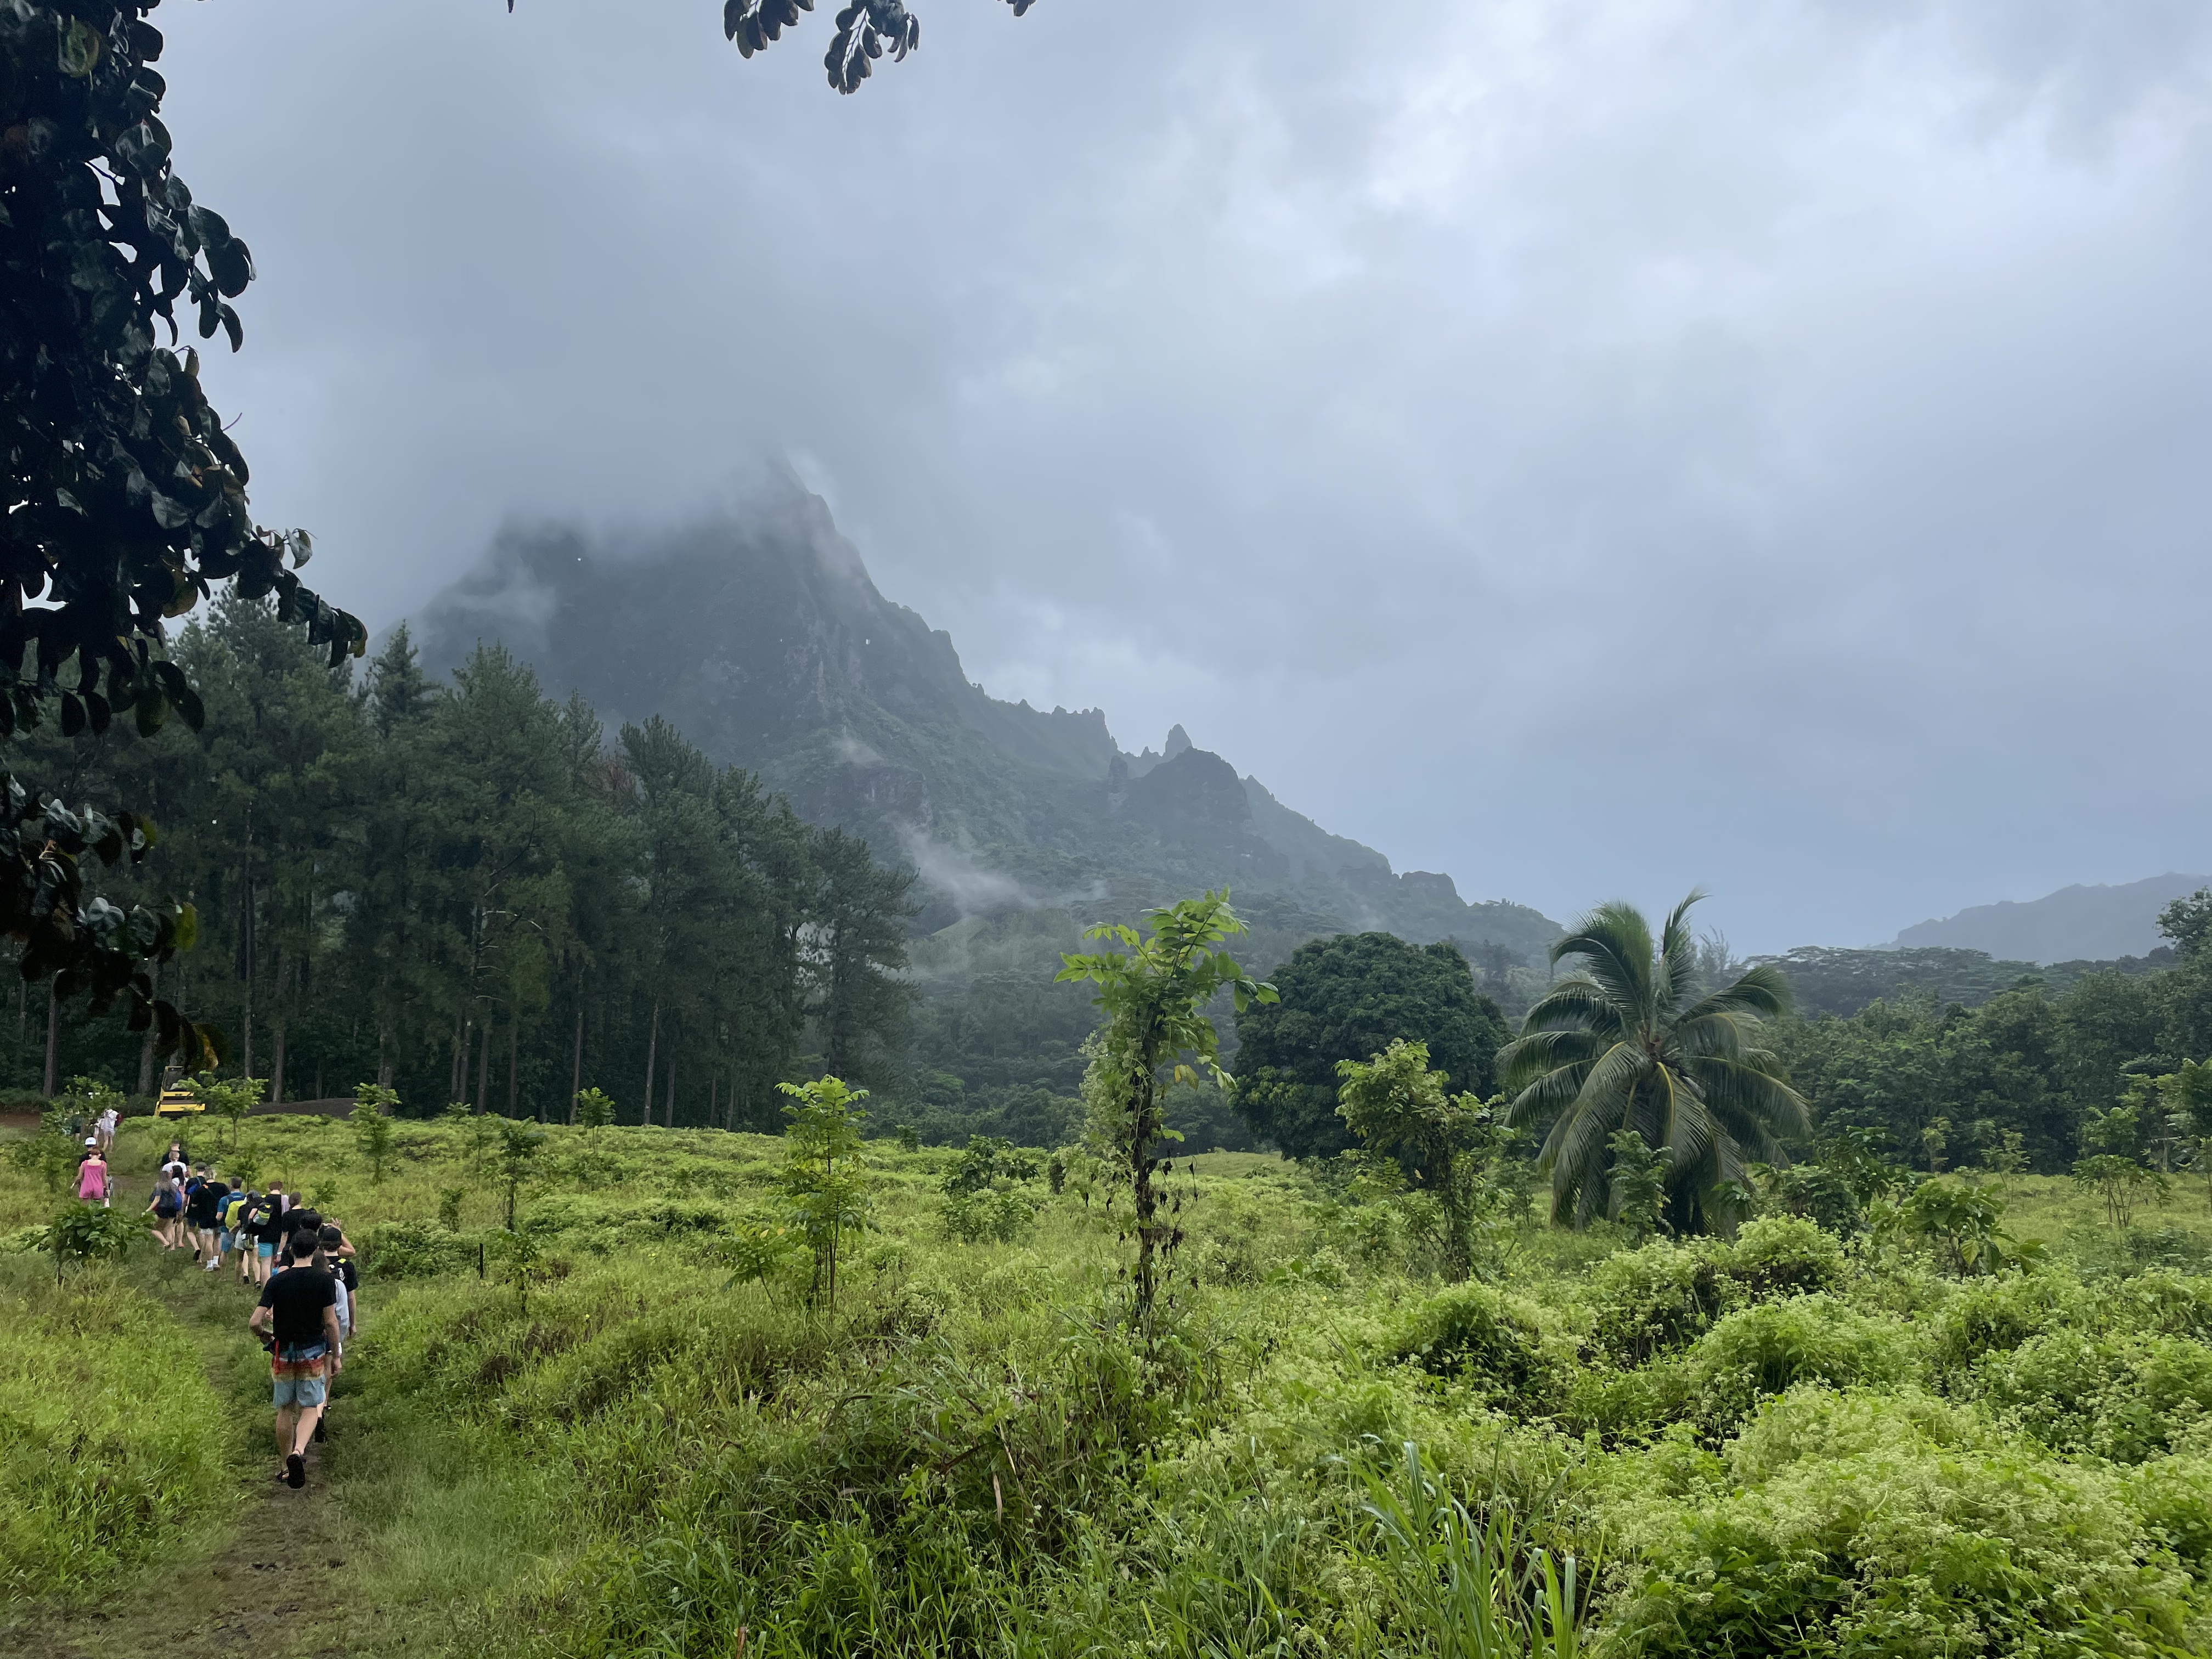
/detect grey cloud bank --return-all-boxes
[153,0,2212,953]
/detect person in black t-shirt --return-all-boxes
[249,1231,340,1488]
[245,1183,289,1286]
[184,1167,224,1268]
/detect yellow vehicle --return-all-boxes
[154,1081,204,1117]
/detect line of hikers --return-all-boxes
[74,1131,363,1490]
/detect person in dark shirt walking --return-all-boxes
[245,1183,289,1286]
[248,1231,341,1488]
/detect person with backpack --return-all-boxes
[244,1183,288,1285]
[309,1222,356,1444]
[180,1164,207,1260]
[249,1229,341,1489]
[218,1178,249,1276]
[185,1166,225,1268]
[146,1170,184,1249]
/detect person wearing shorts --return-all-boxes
[248,1184,289,1285]
[321,1221,359,1333]
[217,1177,246,1268]
[147,1171,183,1249]
[249,1231,340,1488]
[185,1167,224,1269]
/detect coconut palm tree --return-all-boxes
[1500,891,1807,1233]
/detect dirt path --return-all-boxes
[0,1258,388,1659]
[1,1475,361,1659]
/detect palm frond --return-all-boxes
[1548,901,1655,1023]
[1688,1053,1810,1150]
[1541,1043,1646,1224]
[1516,977,1629,1040]
[1671,1009,1750,1062]
[1505,1054,1599,1131]
[1675,961,1791,1026]
[1499,1025,1606,1092]
[1654,1066,1719,1177]
[1658,888,1707,1012]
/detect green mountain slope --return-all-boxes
[415,475,1562,970]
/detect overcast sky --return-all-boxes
[160,0,2212,952]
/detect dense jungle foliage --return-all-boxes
[1,596,919,1126]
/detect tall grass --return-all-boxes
[8,1120,2212,1654]
[0,1258,238,1601]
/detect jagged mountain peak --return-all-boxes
[413,482,1561,960]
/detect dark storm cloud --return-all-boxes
[158,0,2212,951]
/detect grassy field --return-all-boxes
[4,1111,2212,1657]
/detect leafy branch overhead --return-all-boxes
[4,0,366,1064]
[518,0,1040,94]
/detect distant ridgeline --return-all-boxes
[416,476,1561,1140]
[1755,944,2179,1022]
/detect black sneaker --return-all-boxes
[285,1453,306,1489]
[313,1417,326,1443]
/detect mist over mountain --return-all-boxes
[414,472,1561,977]
[1892,873,2208,965]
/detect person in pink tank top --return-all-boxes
[76,1143,109,1205]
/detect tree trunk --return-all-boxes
[449,1009,464,1101]
[42,984,59,1097]
[378,1027,393,1092]
[136,959,159,1096]
[270,950,288,1102]
[240,879,255,1079]
[569,996,584,1121]
[510,1019,523,1120]
[1129,1034,1166,1325]
[708,1073,716,1132]
[642,1000,659,1127]
[477,1011,492,1113]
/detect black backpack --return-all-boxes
[245,1195,277,1231]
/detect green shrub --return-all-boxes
[1889,1174,2033,1275]
[1566,1355,1696,1442]
[2131,1455,2212,1576]
[363,1219,475,1280]
[1386,1282,1564,1409]
[1582,1240,1726,1364]
[1606,1386,2201,1657]
[1976,1329,2212,1464]
[939,1183,1035,1245]
[1579,1221,1849,1370]
[721,1221,798,1285]
[1683,1297,1914,1438]
[2103,1272,2212,1344]
[44,1200,141,1266]
[1718,1215,1847,1301]
[1926,1270,2096,1378]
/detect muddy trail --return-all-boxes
[1,1252,406,1659]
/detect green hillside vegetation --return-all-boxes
[8,1088,2212,1655]
[1767,904,2212,1176]
[1758,944,2176,1020]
